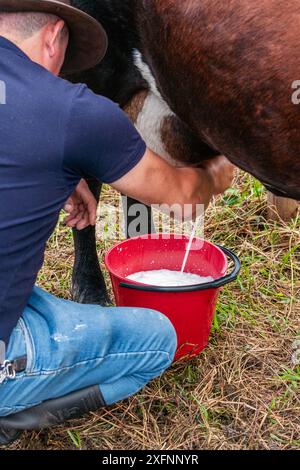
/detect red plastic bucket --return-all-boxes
[105,234,240,361]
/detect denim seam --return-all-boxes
[18,317,35,372]
[18,349,173,377]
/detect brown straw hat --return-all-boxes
[0,0,108,73]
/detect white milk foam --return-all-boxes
[126,269,214,287]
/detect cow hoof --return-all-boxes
[0,427,22,447]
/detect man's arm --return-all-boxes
[64,150,234,229]
[112,148,235,219]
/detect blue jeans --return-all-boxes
[0,287,177,417]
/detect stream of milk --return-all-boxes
[180,220,198,273]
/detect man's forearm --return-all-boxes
[146,165,214,220]
[114,157,214,220]
[112,149,233,219]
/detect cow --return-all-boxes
[67,0,300,305]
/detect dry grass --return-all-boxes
[10,172,300,450]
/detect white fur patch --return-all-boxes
[133,49,164,99]
[133,49,176,163]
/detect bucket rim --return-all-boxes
[104,234,241,293]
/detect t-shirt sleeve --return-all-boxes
[63,84,146,184]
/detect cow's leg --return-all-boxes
[72,179,110,305]
[123,196,155,238]
[267,193,299,222]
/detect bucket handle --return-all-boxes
[119,245,241,293]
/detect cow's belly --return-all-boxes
[138,0,300,199]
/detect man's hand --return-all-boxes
[199,156,236,196]
[64,179,97,231]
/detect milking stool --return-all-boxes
[0,385,106,446]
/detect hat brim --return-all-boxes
[0,0,108,74]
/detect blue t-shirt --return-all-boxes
[0,36,146,345]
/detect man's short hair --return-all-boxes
[0,12,63,39]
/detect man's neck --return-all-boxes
[0,32,51,73]
[0,32,22,48]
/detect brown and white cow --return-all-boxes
[68,0,300,304]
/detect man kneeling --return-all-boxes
[0,0,234,445]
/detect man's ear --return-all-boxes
[45,19,66,58]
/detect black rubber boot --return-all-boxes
[0,385,106,446]
[0,427,22,447]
